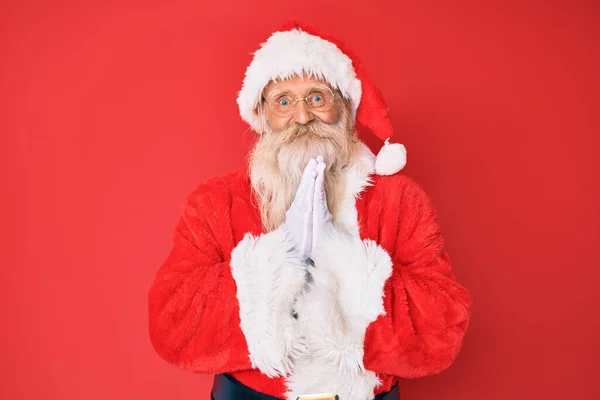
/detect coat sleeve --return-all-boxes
[148,186,308,377]
[362,177,472,378]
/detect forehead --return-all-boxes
[263,75,333,97]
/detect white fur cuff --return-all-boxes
[230,225,308,377]
[312,224,393,330]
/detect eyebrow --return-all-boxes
[265,89,288,99]
[264,84,334,100]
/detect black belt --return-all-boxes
[211,373,399,400]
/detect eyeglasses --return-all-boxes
[262,84,337,118]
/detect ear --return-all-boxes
[254,102,265,134]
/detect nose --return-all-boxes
[293,100,314,125]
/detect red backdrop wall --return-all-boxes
[1,1,599,399]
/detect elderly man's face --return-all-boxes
[250,74,357,231]
[262,75,341,131]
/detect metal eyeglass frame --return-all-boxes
[262,84,338,118]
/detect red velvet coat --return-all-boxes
[148,145,472,399]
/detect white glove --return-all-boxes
[284,159,317,261]
[311,156,334,256]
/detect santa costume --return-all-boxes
[148,22,472,400]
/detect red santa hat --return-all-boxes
[237,21,407,175]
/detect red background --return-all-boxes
[1,1,599,399]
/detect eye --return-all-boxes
[309,91,325,102]
[274,94,293,108]
[308,90,330,108]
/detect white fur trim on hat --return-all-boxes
[237,29,362,133]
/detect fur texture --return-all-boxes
[230,225,308,378]
[148,142,472,398]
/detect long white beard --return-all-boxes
[249,103,358,232]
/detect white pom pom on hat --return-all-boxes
[237,21,407,175]
[374,139,407,175]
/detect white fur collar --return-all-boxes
[334,142,376,236]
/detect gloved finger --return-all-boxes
[304,166,317,213]
[300,212,312,255]
[293,159,317,207]
[314,161,328,211]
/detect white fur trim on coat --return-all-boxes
[230,225,309,377]
[335,142,375,236]
[237,28,362,133]
[286,224,393,400]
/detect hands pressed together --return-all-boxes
[274,157,374,380]
[283,156,334,262]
